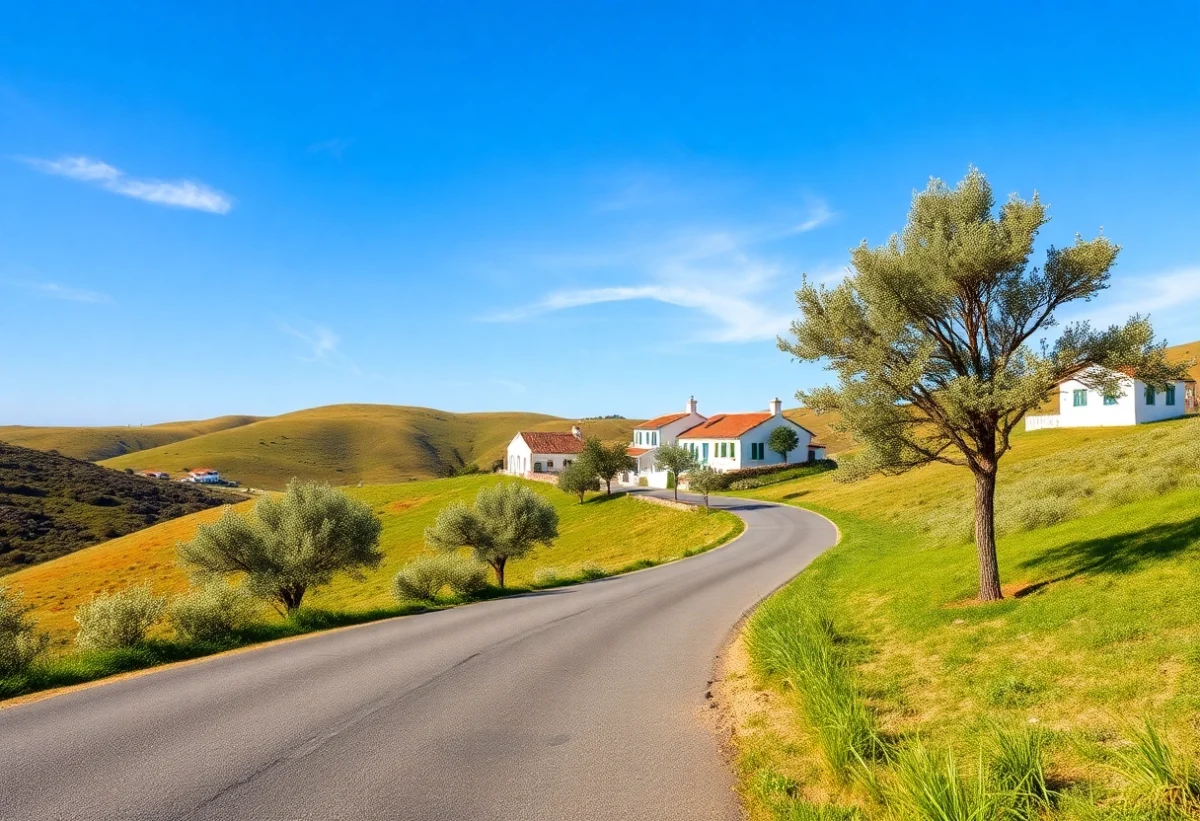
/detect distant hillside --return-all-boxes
[101,405,638,490]
[0,443,234,573]
[783,407,852,454]
[0,415,262,461]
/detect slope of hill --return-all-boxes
[4,475,738,645]
[727,415,1200,818]
[100,405,639,489]
[0,415,262,461]
[0,443,235,573]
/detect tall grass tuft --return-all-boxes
[890,742,1012,821]
[747,595,883,781]
[1110,721,1200,816]
[988,725,1054,817]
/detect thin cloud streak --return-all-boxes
[35,282,112,303]
[790,200,834,233]
[21,156,232,214]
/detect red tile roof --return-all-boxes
[519,431,585,454]
[677,413,777,439]
[634,412,694,430]
[626,447,652,456]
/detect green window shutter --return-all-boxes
[1073,389,1087,407]
[730,443,736,460]
[1145,386,1156,405]
[1167,385,1177,405]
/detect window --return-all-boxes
[719,442,727,458]
[1103,393,1118,406]
[564,460,572,468]
[547,460,554,469]
[1167,385,1177,406]
[701,443,709,462]
[751,442,764,460]
[730,443,736,460]
[1072,389,1087,407]
[1145,386,1156,405]
[652,431,658,445]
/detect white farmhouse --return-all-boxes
[505,426,585,475]
[186,468,222,484]
[624,397,826,489]
[1025,369,1194,431]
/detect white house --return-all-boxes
[186,468,222,484]
[624,397,826,488]
[1025,369,1194,431]
[505,426,585,475]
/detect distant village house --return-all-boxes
[1026,368,1195,431]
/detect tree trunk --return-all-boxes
[492,558,507,589]
[280,584,306,615]
[973,468,1003,602]
[673,475,678,502]
[605,477,612,495]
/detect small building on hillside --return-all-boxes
[624,396,825,489]
[186,468,222,484]
[505,427,585,476]
[140,471,170,480]
[1025,369,1194,431]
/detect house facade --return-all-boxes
[187,468,222,484]
[1025,370,1194,431]
[624,397,826,489]
[505,426,584,475]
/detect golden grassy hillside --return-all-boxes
[782,407,851,454]
[6,475,737,644]
[99,405,638,489]
[0,416,262,461]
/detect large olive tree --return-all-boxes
[425,482,559,588]
[653,443,698,501]
[780,168,1187,601]
[178,480,383,614]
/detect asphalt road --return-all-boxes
[0,492,837,821]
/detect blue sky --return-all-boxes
[1,2,1198,426]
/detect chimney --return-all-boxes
[571,425,581,439]
[769,397,782,416]
[685,395,698,415]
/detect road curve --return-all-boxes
[0,492,837,821]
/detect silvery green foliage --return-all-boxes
[653,443,699,500]
[392,553,489,602]
[169,579,259,642]
[768,427,800,462]
[0,585,49,676]
[178,480,383,613]
[687,466,722,507]
[577,437,637,494]
[75,583,166,651]
[425,482,559,587]
[556,461,601,502]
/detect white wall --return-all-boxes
[506,434,532,474]
[680,418,814,472]
[1135,379,1188,423]
[1032,376,1188,430]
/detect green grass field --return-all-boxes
[5,474,739,648]
[96,405,639,489]
[727,415,1200,819]
[0,415,262,461]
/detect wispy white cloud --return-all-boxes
[489,378,527,394]
[308,138,355,158]
[34,282,112,303]
[277,320,362,373]
[21,155,232,214]
[1063,267,1200,332]
[790,200,835,234]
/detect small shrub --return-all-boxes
[533,567,562,587]
[393,553,490,602]
[75,584,166,651]
[577,562,607,581]
[168,579,259,642]
[989,726,1054,814]
[1110,721,1200,814]
[0,585,49,676]
[890,742,1015,820]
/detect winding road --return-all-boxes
[0,493,837,821]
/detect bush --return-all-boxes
[577,562,607,580]
[75,583,166,651]
[716,459,837,491]
[0,585,49,676]
[393,553,489,602]
[533,567,562,587]
[168,580,259,642]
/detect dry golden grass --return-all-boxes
[0,416,262,461]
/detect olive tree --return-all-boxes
[653,443,698,501]
[425,482,559,588]
[768,427,801,464]
[780,168,1188,601]
[178,479,383,614]
[578,437,636,495]
[687,466,723,510]
[0,585,49,675]
[557,461,600,503]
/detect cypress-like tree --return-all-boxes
[780,168,1187,601]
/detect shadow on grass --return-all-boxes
[582,491,628,505]
[1019,514,1200,583]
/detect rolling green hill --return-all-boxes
[727,415,1200,818]
[0,415,262,461]
[99,405,639,489]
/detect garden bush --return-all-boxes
[168,579,259,642]
[0,585,49,676]
[75,583,166,651]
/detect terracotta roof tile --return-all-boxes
[519,431,585,454]
[626,447,652,456]
[677,413,776,439]
[634,412,694,430]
